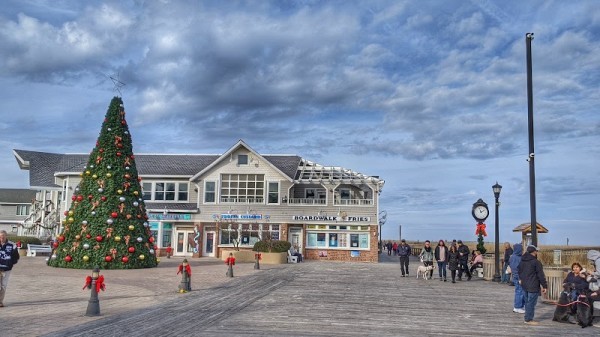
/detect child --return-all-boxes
[165,244,172,259]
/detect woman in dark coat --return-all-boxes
[448,244,460,283]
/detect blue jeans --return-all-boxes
[523,290,540,322]
[512,274,525,309]
[501,263,511,283]
[437,261,447,279]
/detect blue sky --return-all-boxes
[1,1,598,245]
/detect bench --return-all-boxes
[27,244,52,257]
[287,250,298,263]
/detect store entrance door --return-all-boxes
[203,231,216,257]
[175,230,195,256]
[289,227,303,251]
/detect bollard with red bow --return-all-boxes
[83,266,105,316]
[177,259,192,293]
[254,252,262,270]
[225,252,235,277]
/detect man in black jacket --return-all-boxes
[0,230,20,307]
[457,240,471,281]
[398,239,411,277]
[518,245,548,325]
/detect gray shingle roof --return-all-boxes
[0,188,37,203]
[144,202,199,212]
[13,150,303,188]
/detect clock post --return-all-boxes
[471,199,489,272]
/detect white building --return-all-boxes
[13,140,384,262]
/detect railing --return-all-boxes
[220,197,264,204]
[287,198,327,205]
[334,199,373,206]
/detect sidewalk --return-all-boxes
[0,255,274,337]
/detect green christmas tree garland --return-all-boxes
[48,97,158,269]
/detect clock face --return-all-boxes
[473,205,489,220]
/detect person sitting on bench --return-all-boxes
[469,250,484,274]
[290,245,303,262]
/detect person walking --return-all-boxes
[419,240,435,280]
[509,243,525,314]
[518,245,548,325]
[457,240,471,281]
[434,240,449,281]
[448,244,460,283]
[386,241,393,256]
[392,241,398,256]
[398,239,411,277]
[501,242,513,284]
[0,230,20,307]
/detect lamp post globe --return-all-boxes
[492,182,502,282]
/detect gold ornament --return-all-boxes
[139,254,145,260]
[117,189,123,194]
[128,225,135,231]
[83,255,90,262]
[68,217,74,223]
[106,172,112,178]
[85,170,91,175]
[92,174,98,179]
[114,236,121,242]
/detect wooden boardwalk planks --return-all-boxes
[45,256,598,337]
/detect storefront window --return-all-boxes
[317,233,326,247]
[329,233,338,247]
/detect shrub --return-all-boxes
[6,236,42,247]
[253,240,291,253]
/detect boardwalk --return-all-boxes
[1,255,598,336]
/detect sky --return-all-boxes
[0,1,598,246]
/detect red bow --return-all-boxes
[475,223,488,236]
[177,264,192,276]
[83,276,92,290]
[96,275,106,292]
[225,257,236,266]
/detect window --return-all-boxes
[178,183,188,201]
[204,181,216,203]
[16,205,30,216]
[221,174,264,203]
[340,189,351,200]
[329,233,338,247]
[305,188,316,199]
[143,182,189,201]
[219,223,280,246]
[238,154,248,165]
[306,230,367,250]
[267,182,279,204]
[142,183,152,201]
[154,183,176,200]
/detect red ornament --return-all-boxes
[86,234,91,239]
[149,237,154,243]
[117,143,123,148]
[76,195,83,202]
[64,211,68,216]
[88,194,93,200]
[124,173,131,180]
[122,256,129,263]
[128,246,135,253]
[99,148,104,153]
[137,214,142,219]
[101,196,107,201]
[58,235,65,242]
[65,255,72,262]
[130,155,135,159]
[52,242,59,248]
[116,152,122,157]
[96,235,103,242]
[71,195,76,201]
[105,256,112,262]
[111,212,118,218]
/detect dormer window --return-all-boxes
[238,154,248,165]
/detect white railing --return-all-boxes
[220,197,264,204]
[335,199,373,206]
[287,198,327,205]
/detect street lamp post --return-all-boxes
[378,210,387,254]
[492,182,502,283]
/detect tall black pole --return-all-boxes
[526,33,538,247]
[493,188,501,282]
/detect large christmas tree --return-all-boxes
[48,97,157,269]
